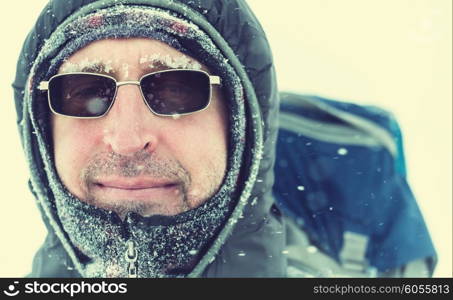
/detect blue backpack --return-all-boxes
[273,92,437,276]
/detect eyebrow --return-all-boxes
[59,60,113,75]
[80,63,112,74]
[139,54,202,71]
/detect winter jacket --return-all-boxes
[13,0,284,277]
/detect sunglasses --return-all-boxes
[38,69,221,118]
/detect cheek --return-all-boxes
[168,98,229,179]
[52,117,101,193]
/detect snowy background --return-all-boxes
[0,0,451,277]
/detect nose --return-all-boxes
[102,84,158,156]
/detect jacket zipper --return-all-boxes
[125,240,138,278]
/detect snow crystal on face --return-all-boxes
[140,53,201,70]
[121,63,130,78]
[60,58,114,74]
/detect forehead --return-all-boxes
[58,38,203,75]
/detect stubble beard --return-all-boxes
[77,149,222,219]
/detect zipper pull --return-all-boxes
[125,240,138,278]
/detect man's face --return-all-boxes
[51,38,228,218]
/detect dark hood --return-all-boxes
[13,0,284,277]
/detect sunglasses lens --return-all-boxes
[49,74,116,117]
[140,70,211,115]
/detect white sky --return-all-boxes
[0,0,451,277]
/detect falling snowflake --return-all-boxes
[307,246,318,254]
[337,148,348,155]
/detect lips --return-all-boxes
[87,176,187,216]
[90,176,182,203]
[95,177,177,190]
